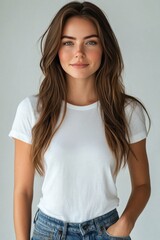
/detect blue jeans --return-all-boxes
[31,208,131,240]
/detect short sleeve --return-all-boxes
[125,101,147,144]
[9,97,37,144]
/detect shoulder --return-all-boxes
[15,95,39,125]
[16,95,38,118]
[124,99,145,122]
[9,95,38,143]
[17,95,37,111]
[124,98,147,143]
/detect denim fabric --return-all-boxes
[31,209,131,240]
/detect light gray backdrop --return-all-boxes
[0,0,160,239]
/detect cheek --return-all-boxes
[58,48,72,63]
[58,49,64,64]
[91,50,102,63]
[91,52,102,65]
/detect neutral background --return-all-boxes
[0,0,160,239]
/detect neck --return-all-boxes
[66,76,98,106]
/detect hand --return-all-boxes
[106,218,133,237]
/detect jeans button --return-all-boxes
[83,224,89,230]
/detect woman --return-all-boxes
[9,1,151,240]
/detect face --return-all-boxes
[58,17,102,82]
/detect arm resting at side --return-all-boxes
[14,139,35,240]
[107,139,151,237]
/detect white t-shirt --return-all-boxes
[9,96,147,223]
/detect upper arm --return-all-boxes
[127,139,150,189]
[14,139,35,198]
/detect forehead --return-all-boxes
[62,16,98,36]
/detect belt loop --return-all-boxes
[93,218,103,236]
[33,209,40,224]
[61,222,68,240]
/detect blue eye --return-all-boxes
[86,41,97,45]
[63,41,73,46]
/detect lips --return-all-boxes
[70,63,89,68]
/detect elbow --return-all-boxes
[14,187,34,203]
[144,178,151,199]
[139,182,151,202]
[132,182,151,203]
[147,182,151,200]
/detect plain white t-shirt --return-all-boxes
[9,96,147,222]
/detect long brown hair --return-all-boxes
[31,1,150,175]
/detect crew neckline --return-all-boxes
[63,100,100,111]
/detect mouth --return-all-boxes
[70,63,89,68]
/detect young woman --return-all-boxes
[9,1,151,240]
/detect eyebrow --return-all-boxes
[61,34,99,40]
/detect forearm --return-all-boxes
[107,183,151,237]
[119,183,151,232]
[14,191,33,240]
[119,139,151,233]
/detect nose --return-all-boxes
[75,51,84,58]
[75,44,85,58]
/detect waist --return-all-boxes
[34,208,119,234]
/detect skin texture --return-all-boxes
[13,17,150,239]
[14,140,34,240]
[106,139,150,237]
[58,17,102,105]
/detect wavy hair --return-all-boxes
[31,1,150,175]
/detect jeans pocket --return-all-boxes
[32,219,55,240]
[105,229,131,240]
[101,212,131,240]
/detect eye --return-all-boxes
[62,41,74,46]
[86,41,97,46]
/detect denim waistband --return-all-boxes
[34,208,119,236]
